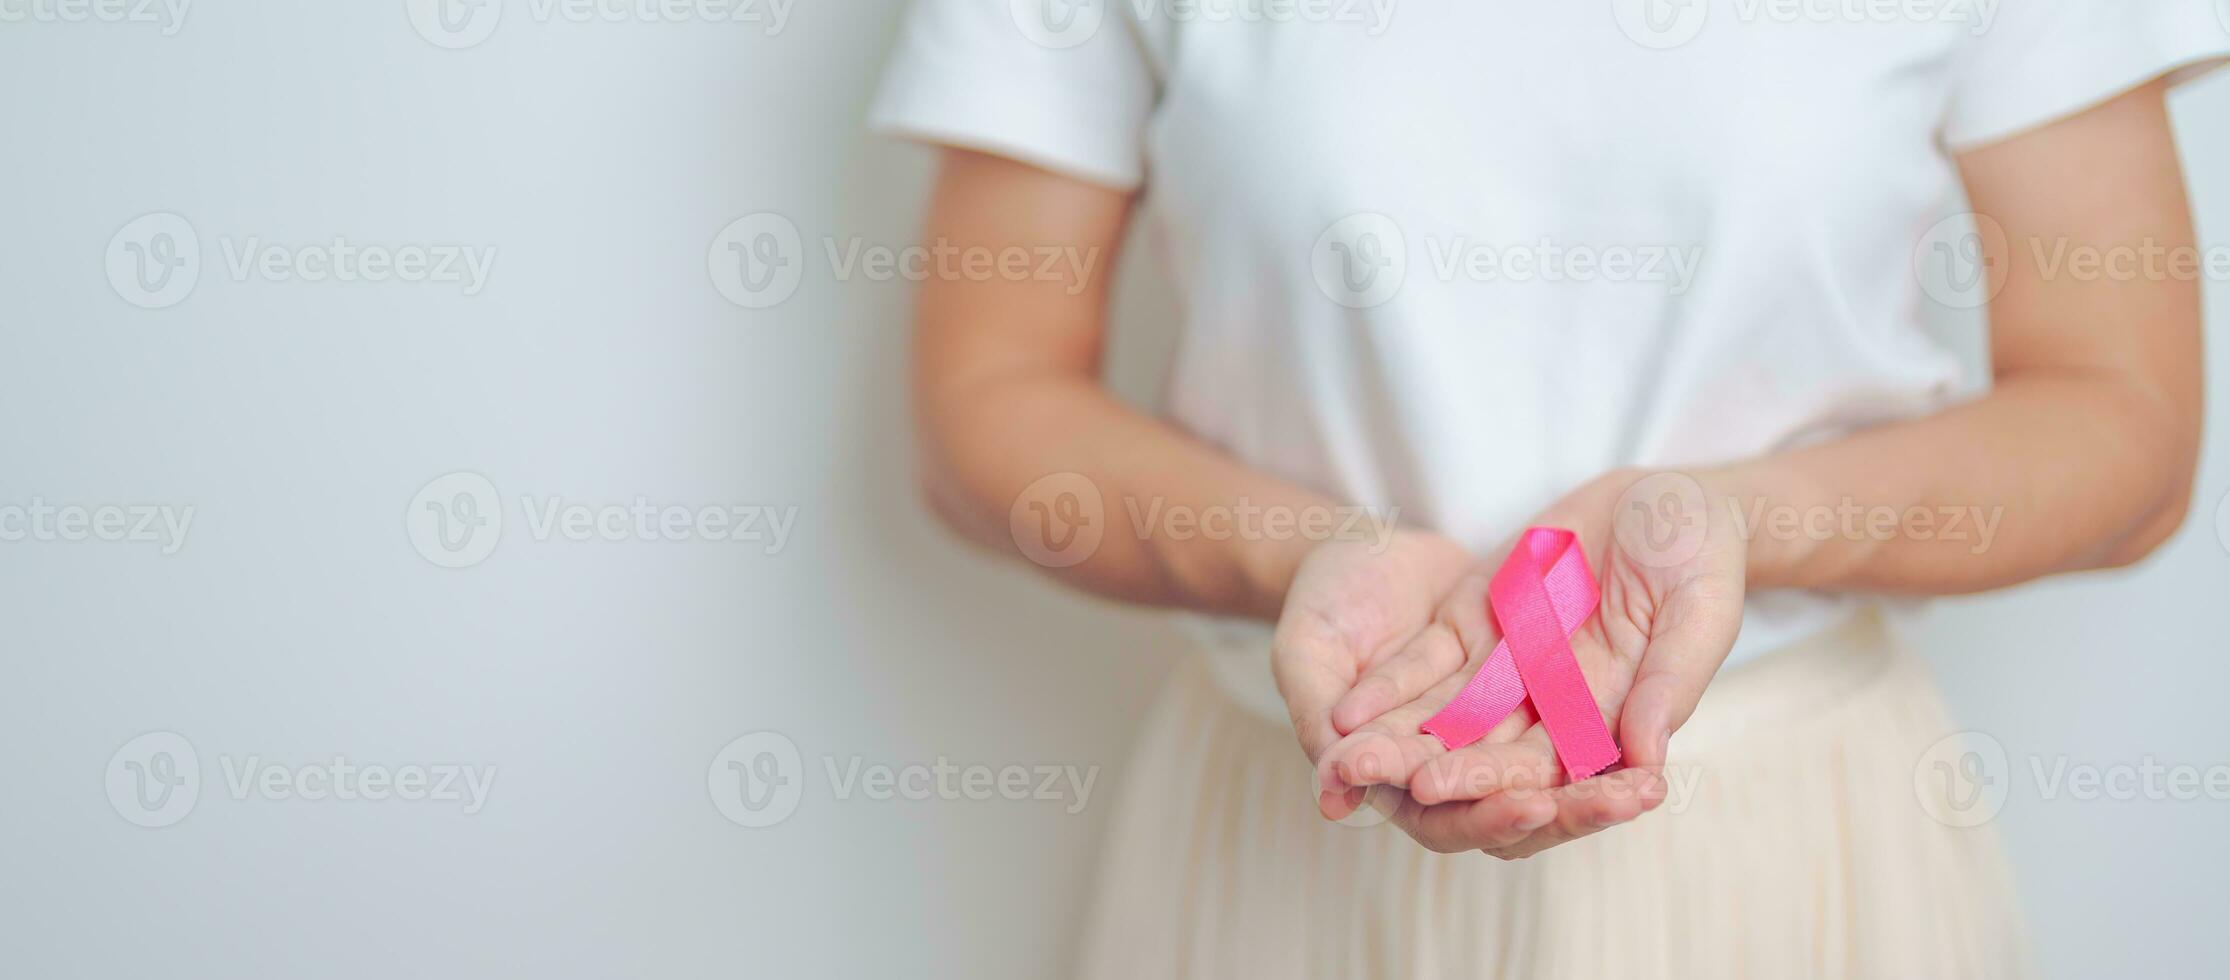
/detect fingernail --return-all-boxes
[1515,808,1554,832]
[1317,789,1350,821]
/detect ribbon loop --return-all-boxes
[1419,527,1620,783]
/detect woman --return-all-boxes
[873,2,2224,976]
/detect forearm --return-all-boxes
[919,369,1334,620]
[1716,369,2196,594]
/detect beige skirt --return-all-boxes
[1075,612,2034,980]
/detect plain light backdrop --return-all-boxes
[1,4,2225,978]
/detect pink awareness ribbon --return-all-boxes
[1419,527,1620,783]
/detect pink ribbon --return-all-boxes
[1419,527,1620,783]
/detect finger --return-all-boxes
[1329,621,1468,735]
[1315,783,1369,822]
[1486,768,1669,860]
[1408,725,1561,805]
[1404,790,1558,853]
[1315,661,1483,797]
[1615,587,1738,770]
[1315,726,1447,803]
[1330,568,1494,733]
[1270,615,1361,767]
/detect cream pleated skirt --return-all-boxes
[1075,612,2034,979]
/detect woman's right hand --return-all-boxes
[1274,531,1592,852]
[1272,530,1474,795]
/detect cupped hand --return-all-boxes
[1272,528,1474,790]
[1308,469,1749,858]
[1275,529,1573,852]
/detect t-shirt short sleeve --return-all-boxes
[1944,0,2230,150]
[868,0,1158,191]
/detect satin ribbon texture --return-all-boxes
[1418,527,1621,783]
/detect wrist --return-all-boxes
[1233,531,1322,621]
[1699,461,1812,590]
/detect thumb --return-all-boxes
[1271,621,1357,766]
[1616,589,1739,770]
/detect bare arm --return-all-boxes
[910,148,1335,619]
[1726,80,2203,594]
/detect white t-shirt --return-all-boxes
[871,0,2229,721]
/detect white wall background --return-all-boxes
[0,4,2223,978]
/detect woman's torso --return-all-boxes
[1135,8,1982,675]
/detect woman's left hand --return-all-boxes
[1314,467,1750,859]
